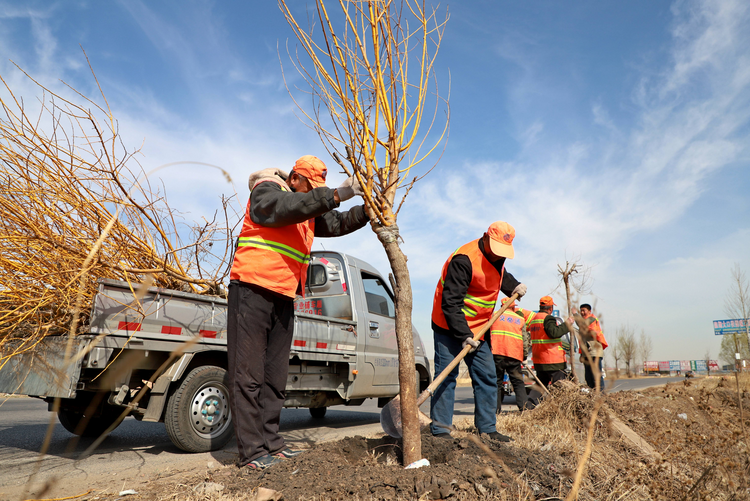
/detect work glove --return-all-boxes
[512,283,527,299]
[336,176,364,202]
[462,337,479,353]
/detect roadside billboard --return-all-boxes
[658,361,670,371]
[669,360,681,372]
[713,318,750,336]
[680,360,691,371]
[708,360,720,371]
[695,360,707,371]
[644,361,659,371]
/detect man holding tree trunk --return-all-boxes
[579,303,608,391]
[430,221,528,442]
[227,155,367,471]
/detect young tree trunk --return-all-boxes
[562,275,578,383]
[375,224,420,465]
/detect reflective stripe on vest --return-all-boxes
[490,313,523,361]
[237,236,312,264]
[431,239,503,337]
[490,310,524,360]
[529,311,565,365]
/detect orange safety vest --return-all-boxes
[431,239,503,338]
[529,311,566,365]
[490,309,533,361]
[230,180,314,298]
[579,314,608,353]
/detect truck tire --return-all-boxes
[58,403,123,438]
[165,365,233,453]
[309,407,327,419]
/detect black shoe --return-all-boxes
[243,454,283,471]
[433,433,453,440]
[483,432,514,442]
[273,447,304,459]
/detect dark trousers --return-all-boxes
[227,282,294,465]
[493,355,529,411]
[584,357,605,391]
[536,368,567,388]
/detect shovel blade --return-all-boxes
[380,396,403,438]
[380,395,432,438]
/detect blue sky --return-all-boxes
[2,0,749,365]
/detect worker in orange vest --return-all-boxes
[489,297,534,411]
[228,156,367,470]
[430,221,527,442]
[529,296,574,388]
[579,303,608,391]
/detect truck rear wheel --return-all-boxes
[309,407,327,419]
[58,401,123,438]
[165,365,233,453]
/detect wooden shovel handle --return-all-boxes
[417,293,519,406]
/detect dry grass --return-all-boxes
[0,60,238,366]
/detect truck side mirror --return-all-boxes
[307,264,331,291]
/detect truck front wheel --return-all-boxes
[165,366,233,453]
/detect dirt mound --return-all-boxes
[206,432,561,500]
[124,376,750,500]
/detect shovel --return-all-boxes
[380,293,520,438]
[522,361,551,396]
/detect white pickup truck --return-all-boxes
[0,251,431,453]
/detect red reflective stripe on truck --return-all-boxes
[200,330,217,338]
[118,322,141,331]
[161,326,182,335]
[316,342,327,349]
[293,340,306,347]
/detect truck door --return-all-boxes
[292,255,356,355]
[360,272,399,386]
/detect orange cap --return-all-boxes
[487,221,515,259]
[539,296,556,307]
[501,297,516,308]
[293,155,328,188]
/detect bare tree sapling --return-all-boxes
[279,0,449,465]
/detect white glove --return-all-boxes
[336,176,364,201]
[462,337,479,353]
[512,283,527,298]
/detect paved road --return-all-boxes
[0,376,684,500]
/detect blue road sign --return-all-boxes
[713,318,750,336]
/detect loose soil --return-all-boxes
[38,376,750,500]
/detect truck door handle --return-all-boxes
[369,321,379,329]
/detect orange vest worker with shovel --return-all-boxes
[430,221,527,442]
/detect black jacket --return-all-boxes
[432,238,520,341]
[249,182,369,236]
